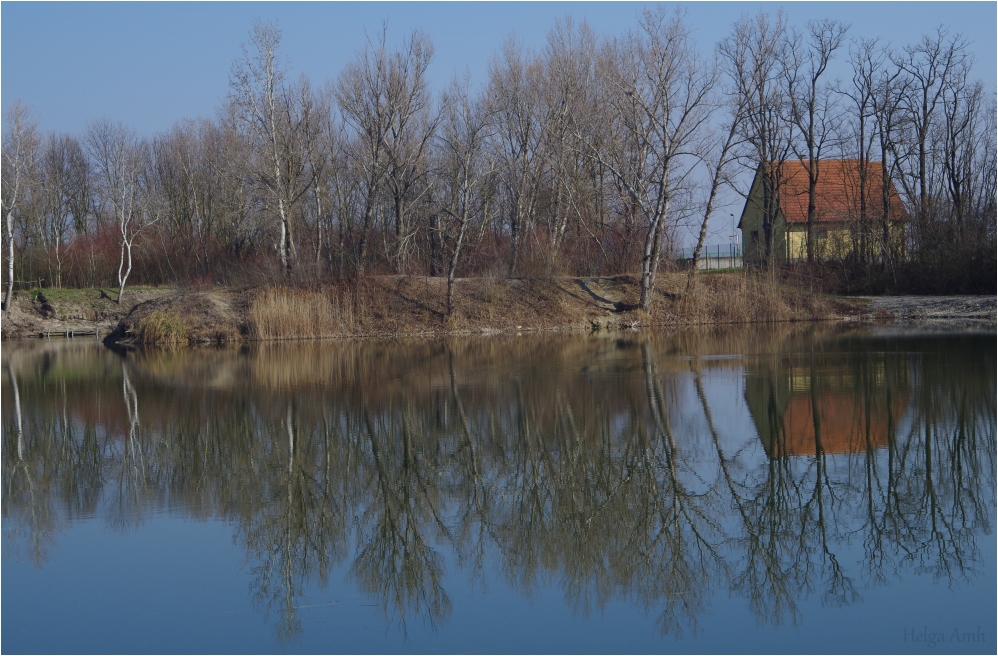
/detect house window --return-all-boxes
[751,231,759,245]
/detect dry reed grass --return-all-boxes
[669,271,833,325]
[135,310,190,345]
[249,287,356,339]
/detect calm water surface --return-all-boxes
[2,325,995,654]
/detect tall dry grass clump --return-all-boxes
[671,272,761,324]
[135,310,190,345]
[673,271,833,324]
[250,287,355,339]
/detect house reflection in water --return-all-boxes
[744,347,909,458]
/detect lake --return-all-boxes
[2,325,995,654]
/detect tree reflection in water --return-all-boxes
[2,328,994,641]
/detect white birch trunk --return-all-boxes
[4,211,14,312]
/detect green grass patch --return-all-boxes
[29,286,171,302]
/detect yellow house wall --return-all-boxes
[768,222,914,261]
[787,230,807,260]
[786,225,860,260]
[740,171,790,264]
[787,224,853,260]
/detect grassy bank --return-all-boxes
[99,271,851,346]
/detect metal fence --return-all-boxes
[677,244,743,270]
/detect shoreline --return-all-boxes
[1,276,994,346]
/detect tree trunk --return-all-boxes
[806,169,817,263]
[277,198,290,272]
[446,213,469,317]
[117,236,133,305]
[640,198,670,313]
[689,113,741,290]
[3,211,13,312]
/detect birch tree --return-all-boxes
[1,101,39,311]
[86,119,154,304]
[230,22,318,273]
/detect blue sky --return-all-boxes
[3,2,996,138]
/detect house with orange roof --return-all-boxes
[738,160,908,263]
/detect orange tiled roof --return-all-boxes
[776,160,908,225]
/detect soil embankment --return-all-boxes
[1,288,176,340]
[2,276,993,345]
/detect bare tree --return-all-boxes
[939,79,985,227]
[379,30,437,273]
[335,26,409,275]
[230,21,318,273]
[485,37,547,275]
[1,101,39,311]
[688,52,749,284]
[303,86,336,269]
[538,17,600,263]
[322,119,363,278]
[590,7,716,311]
[869,47,910,269]
[38,134,91,288]
[963,95,997,224]
[151,118,229,278]
[435,77,494,315]
[891,27,970,221]
[211,106,263,265]
[786,19,849,263]
[719,11,795,268]
[840,37,884,262]
[86,119,155,304]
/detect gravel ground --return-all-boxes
[851,295,996,331]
